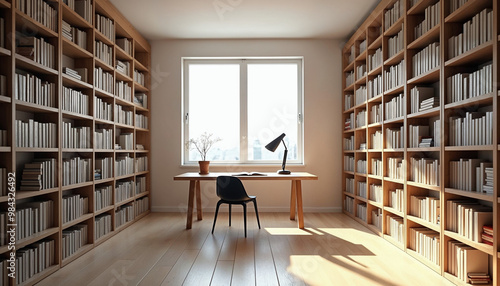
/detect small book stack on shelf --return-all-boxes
[481,225,493,246]
[388,189,403,212]
[20,159,56,190]
[63,67,88,82]
[136,197,149,216]
[62,20,87,50]
[62,122,91,149]
[118,133,133,150]
[136,156,148,172]
[116,60,130,75]
[410,86,435,113]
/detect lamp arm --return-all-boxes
[281,139,288,171]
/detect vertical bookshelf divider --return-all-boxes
[0,0,151,284]
[342,0,498,284]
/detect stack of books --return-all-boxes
[62,20,87,50]
[418,137,433,148]
[481,225,493,245]
[468,272,491,285]
[63,67,87,82]
[420,97,438,112]
[20,159,56,191]
[483,167,494,193]
[116,60,130,75]
[62,20,73,41]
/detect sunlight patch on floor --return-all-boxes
[265,227,324,235]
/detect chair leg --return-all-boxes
[253,199,261,229]
[243,203,247,238]
[228,204,232,226]
[212,201,222,234]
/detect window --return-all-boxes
[182,57,303,165]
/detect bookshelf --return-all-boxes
[342,0,498,285]
[0,0,151,284]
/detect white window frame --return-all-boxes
[182,57,304,165]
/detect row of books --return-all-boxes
[446,63,493,104]
[118,133,133,150]
[95,157,113,180]
[0,74,5,96]
[95,213,112,240]
[62,86,89,116]
[115,180,134,203]
[62,194,89,224]
[369,184,382,203]
[62,224,88,260]
[356,203,367,222]
[136,197,149,216]
[62,157,92,186]
[345,177,354,195]
[409,228,440,266]
[387,157,405,180]
[115,104,134,126]
[116,80,132,102]
[385,93,405,120]
[367,47,382,72]
[17,35,56,69]
[357,181,367,199]
[136,176,147,194]
[16,0,57,31]
[95,40,113,66]
[449,159,490,192]
[387,215,404,244]
[344,156,354,172]
[370,103,382,124]
[15,200,54,240]
[116,38,133,56]
[355,110,366,128]
[20,159,56,190]
[115,154,134,176]
[356,64,366,80]
[16,239,55,285]
[115,205,134,228]
[449,0,468,14]
[410,195,440,225]
[134,70,145,86]
[410,157,439,186]
[448,111,493,146]
[116,60,130,76]
[134,93,148,108]
[0,129,7,147]
[387,26,403,59]
[95,128,113,150]
[359,143,366,151]
[447,8,493,59]
[343,135,354,151]
[344,113,354,130]
[63,67,88,82]
[63,0,93,24]
[62,122,91,149]
[95,97,113,121]
[355,86,366,106]
[409,86,436,114]
[96,14,115,42]
[448,240,489,284]
[412,42,440,78]
[16,119,57,148]
[384,60,405,91]
[15,71,56,108]
[347,45,355,64]
[94,67,114,94]
[95,185,113,211]
[408,125,432,148]
[344,196,354,215]
[413,2,440,41]
[384,0,403,30]
[359,39,367,55]
[367,74,382,99]
[372,209,382,230]
[356,159,367,174]
[388,188,404,212]
[447,200,492,243]
[370,130,382,149]
[370,159,382,177]
[62,20,87,50]
[345,70,354,87]
[386,126,404,149]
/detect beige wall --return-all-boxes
[150,39,343,213]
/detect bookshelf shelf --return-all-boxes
[407,181,440,192]
[383,116,404,124]
[115,70,132,82]
[135,170,149,176]
[62,213,94,229]
[355,50,367,62]
[0,0,10,9]
[408,0,438,15]
[0,147,11,152]
[344,82,355,92]
[407,106,440,118]
[383,177,404,184]
[15,147,59,153]
[445,188,493,202]
[61,244,94,267]
[95,177,114,184]
[367,122,382,128]
[115,96,134,107]
[61,181,94,191]
[16,188,59,200]
[16,227,59,250]
[343,60,355,72]
[15,54,58,75]
[383,234,404,250]
[384,16,404,36]
[94,29,114,46]
[95,87,115,99]
[407,24,440,50]
[94,230,115,246]
[95,205,114,216]
[14,101,59,113]
[444,145,494,151]
[407,147,440,152]
[14,10,58,38]
[344,192,355,198]
[384,206,403,217]
[384,49,404,66]
[444,0,492,23]
[116,196,135,208]
[0,47,11,56]
[134,83,149,93]
[95,57,114,71]
[406,215,440,232]
[135,191,150,200]
[62,148,94,153]
[62,38,93,58]
[61,3,93,28]
[444,230,493,255]
[407,66,440,84]
[0,95,10,104]
[444,92,494,110]
[62,110,93,120]
[383,84,404,96]
[62,74,93,89]
[405,249,440,274]
[21,264,60,286]
[115,45,133,61]
[444,41,493,67]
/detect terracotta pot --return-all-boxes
[198,161,210,174]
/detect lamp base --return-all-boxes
[277,170,291,175]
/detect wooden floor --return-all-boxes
[37,212,454,286]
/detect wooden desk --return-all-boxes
[173,172,318,229]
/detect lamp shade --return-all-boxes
[265,133,286,152]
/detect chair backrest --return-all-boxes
[216,176,250,201]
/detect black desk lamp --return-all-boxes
[265,133,291,174]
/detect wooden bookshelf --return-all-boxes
[342,0,498,285]
[0,0,151,284]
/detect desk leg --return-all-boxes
[196,180,202,220]
[290,180,297,220]
[296,180,304,229]
[186,180,196,229]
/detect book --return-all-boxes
[233,172,267,176]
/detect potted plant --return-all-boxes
[186,132,221,174]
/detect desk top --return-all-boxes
[173,172,318,181]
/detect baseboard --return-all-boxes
[151,206,342,213]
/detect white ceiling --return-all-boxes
[109,0,380,40]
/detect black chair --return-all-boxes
[211,176,261,237]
